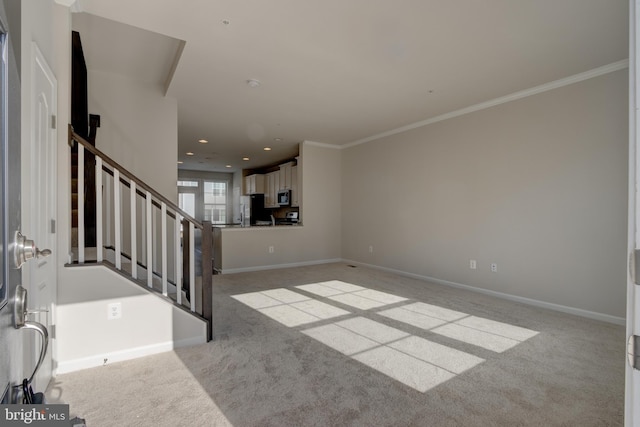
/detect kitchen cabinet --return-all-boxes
[279,161,295,190]
[265,171,280,208]
[291,165,299,207]
[244,174,265,195]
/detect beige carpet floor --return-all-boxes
[46,263,625,426]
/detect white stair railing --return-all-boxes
[69,126,213,340]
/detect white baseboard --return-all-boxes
[56,336,206,374]
[343,259,625,326]
[222,258,342,274]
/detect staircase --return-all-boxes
[67,125,213,340]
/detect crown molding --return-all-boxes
[302,140,342,149]
[343,59,630,149]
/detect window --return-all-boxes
[178,180,198,220]
[178,192,196,219]
[204,181,227,224]
[178,177,230,225]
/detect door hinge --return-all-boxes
[628,335,640,370]
[51,115,56,129]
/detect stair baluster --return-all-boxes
[68,125,213,341]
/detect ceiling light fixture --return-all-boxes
[198,139,208,144]
[247,79,261,88]
[242,157,250,161]
[225,165,232,168]
[177,161,183,164]
[273,138,282,142]
[186,152,194,156]
[263,147,272,151]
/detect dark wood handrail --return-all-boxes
[69,124,203,229]
[101,167,182,221]
[69,124,214,341]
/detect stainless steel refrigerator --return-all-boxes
[240,194,266,226]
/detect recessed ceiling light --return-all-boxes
[242,157,250,161]
[273,138,282,142]
[263,147,272,151]
[198,139,208,144]
[225,165,232,168]
[247,79,261,88]
[186,152,194,156]
[177,161,183,164]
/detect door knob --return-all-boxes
[14,231,51,268]
[13,285,49,385]
[13,285,48,328]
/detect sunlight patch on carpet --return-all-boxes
[295,281,407,310]
[232,288,349,327]
[388,336,484,374]
[259,305,322,327]
[232,281,538,392]
[302,316,484,392]
[302,323,380,355]
[378,307,448,330]
[378,303,539,353]
[431,324,520,353]
[399,302,467,321]
[353,346,456,393]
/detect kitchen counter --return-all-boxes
[214,223,303,229]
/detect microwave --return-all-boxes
[277,189,291,206]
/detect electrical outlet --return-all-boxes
[268,246,274,253]
[469,259,477,270]
[490,263,498,273]
[369,245,374,253]
[108,302,122,320]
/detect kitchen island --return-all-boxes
[212,222,342,274]
[213,223,303,229]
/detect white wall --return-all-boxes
[342,69,628,319]
[86,71,179,279]
[221,142,342,271]
[87,70,178,202]
[56,266,206,373]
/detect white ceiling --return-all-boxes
[72,0,628,172]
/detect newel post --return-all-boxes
[201,220,213,341]
[182,217,191,300]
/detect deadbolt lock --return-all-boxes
[14,231,51,269]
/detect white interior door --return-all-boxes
[25,42,57,392]
[628,1,640,426]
